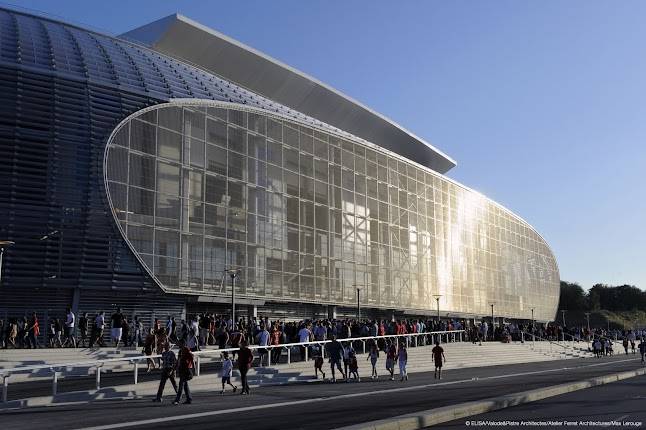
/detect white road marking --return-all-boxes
[615,414,630,421]
[72,358,639,430]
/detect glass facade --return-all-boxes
[105,101,559,320]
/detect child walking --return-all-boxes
[220,352,238,394]
[349,350,360,382]
[398,342,408,381]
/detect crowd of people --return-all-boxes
[5,307,646,404]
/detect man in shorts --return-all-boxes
[432,340,446,379]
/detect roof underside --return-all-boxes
[121,14,456,174]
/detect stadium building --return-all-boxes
[0,8,560,325]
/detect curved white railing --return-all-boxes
[0,329,465,403]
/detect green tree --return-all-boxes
[558,281,587,311]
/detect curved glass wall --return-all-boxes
[104,101,559,320]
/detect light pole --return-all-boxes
[560,309,567,327]
[352,284,364,320]
[584,312,591,332]
[0,240,15,284]
[490,303,495,341]
[433,295,442,324]
[225,268,240,327]
[530,308,535,342]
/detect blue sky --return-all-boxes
[7,0,646,290]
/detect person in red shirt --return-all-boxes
[237,340,254,395]
[270,324,282,364]
[432,341,446,379]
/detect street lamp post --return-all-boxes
[490,303,495,341]
[560,309,567,327]
[433,295,442,324]
[357,287,361,320]
[0,240,16,284]
[225,268,240,327]
[584,312,591,332]
[351,284,365,320]
[530,308,535,342]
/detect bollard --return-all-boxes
[196,356,201,377]
[2,374,7,403]
[96,365,101,390]
[52,370,59,396]
[362,340,366,354]
[322,343,326,358]
[305,345,309,361]
[133,360,139,385]
[287,347,291,364]
[267,349,271,366]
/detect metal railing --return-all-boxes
[519,331,583,358]
[0,329,465,403]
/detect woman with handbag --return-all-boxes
[173,345,195,405]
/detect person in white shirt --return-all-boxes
[63,307,76,347]
[220,352,237,394]
[92,311,105,347]
[298,325,312,361]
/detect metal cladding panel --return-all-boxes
[121,14,457,173]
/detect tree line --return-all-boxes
[559,281,645,311]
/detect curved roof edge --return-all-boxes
[120,14,457,174]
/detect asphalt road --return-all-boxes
[1,354,642,430]
[442,373,646,429]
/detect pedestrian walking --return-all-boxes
[91,311,105,347]
[78,313,89,348]
[367,343,379,379]
[326,334,346,382]
[220,352,237,394]
[237,340,254,394]
[256,324,270,366]
[62,307,76,348]
[173,346,195,405]
[639,339,646,364]
[152,342,178,402]
[314,354,325,379]
[111,308,124,348]
[144,329,157,372]
[623,337,629,355]
[26,312,40,349]
[343,343,354,381]
[432,341,446,379]
[349,350,360,382]
[385,341,396,381]
[398,343,408,381]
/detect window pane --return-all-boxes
[157,161,180,195]
[130,119,156,155]
[158,128,182,162]
[158,106,183,133]
[205,144,227,175]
